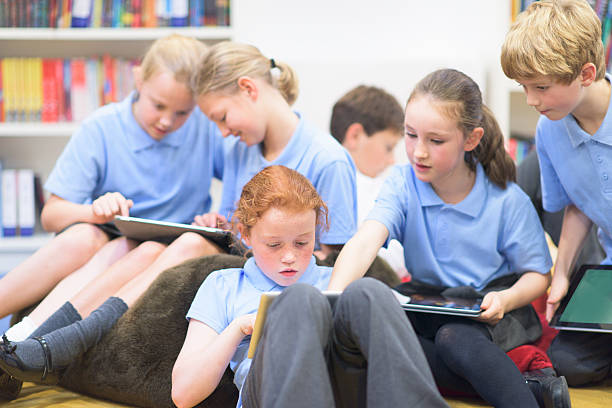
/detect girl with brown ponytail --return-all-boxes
[329,69,558,407]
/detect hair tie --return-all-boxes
[270,58,277,69]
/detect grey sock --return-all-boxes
[11,297,128,370]
[29,302,82,339]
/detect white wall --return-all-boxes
[233,0,513,157]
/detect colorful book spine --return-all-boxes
[1,169,17,237]
[170,0,188,26]
[17,169,35,236]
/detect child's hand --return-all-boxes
[476,291,506,325]
[546,274,570,323]
[91,192,134,223]
[193,212,229,229]
[234,313,257,336]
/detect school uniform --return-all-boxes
[367,163,552,290]
[187,258,447,408]
[366,163,552,406]
[535,73,612,385]
[218,113,357,246]
[186,256,332,407]
[45,92,225,224]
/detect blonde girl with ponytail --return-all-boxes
[191,41,358,257]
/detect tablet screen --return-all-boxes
[401,293,482,317]
[551,265,612,333]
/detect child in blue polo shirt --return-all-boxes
[171,165,448,408]
[0,35,224,346]
[190,41,357,257]
[329,69,557,408]
[501,0,612,387]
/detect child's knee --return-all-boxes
[343,277,387,300]
[58,223,110,253]
[171,232,219,257]
[133,240,166,260]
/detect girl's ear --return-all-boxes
[238,223,251,246]
[343,122,366,151]
[133,66,143,91]
[237,76,258,101]
[464,127,484,152]
[580,63,597,87]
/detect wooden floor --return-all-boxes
[0,380,611,407]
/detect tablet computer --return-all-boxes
[397,292,482,317]
[113,215,247,255]
[247,290,341,358]
[550,264,612,333]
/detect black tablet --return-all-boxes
[113,215,247,255]
[398,292,482,317]
[550,264,612,333]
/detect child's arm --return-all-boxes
[41,193,133,232]
[327,219,389,291]
[172,314,256,408]
[546,204,593,321]
[478,270,551,325]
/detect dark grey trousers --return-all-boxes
[548,330,612,386]
[242,278,449,408]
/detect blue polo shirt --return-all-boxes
[536,74,612,264]
[45,93,224,224]
[218,113,357,246]
[186,256,332,407]
[367,163,552,290]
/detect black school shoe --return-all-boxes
[0,335,60,385]
[524,368,571,408]
[0,367,22,400]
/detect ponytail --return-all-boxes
[468,105,515,188]
[193,41,299,106]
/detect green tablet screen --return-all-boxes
[559,268,612,325]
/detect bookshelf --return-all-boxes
[0,24,233,269]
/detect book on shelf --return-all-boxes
[1,169,17,237]
[1,55,137,124]
[0,168,45,238]
[506,135,535,165]
[17,169,35,236]
[0,0,231,28]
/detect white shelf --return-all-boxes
[0,27,233,41]
[0,123,77,137]
[0,234,53,252]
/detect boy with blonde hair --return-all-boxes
[502,0,612,386]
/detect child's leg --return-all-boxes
[242,284,335,408]
[25,237,136,327]
[0,223,110,318]
[548,330,612,386]
[330,278,448,408]
[434,322,538,408]
[111,232,220,307]
[0,297,128,385]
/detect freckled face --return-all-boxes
[517,75,583,121]
[243,207,317,287]
[132,71,195,141]
[198,91,265,146]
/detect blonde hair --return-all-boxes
[233,165,329,235]
[408,69,515,189]
[501,0,605,84]
[192,41,299,105]
[140,34,208,88]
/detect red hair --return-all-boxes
[233,165,329,234]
